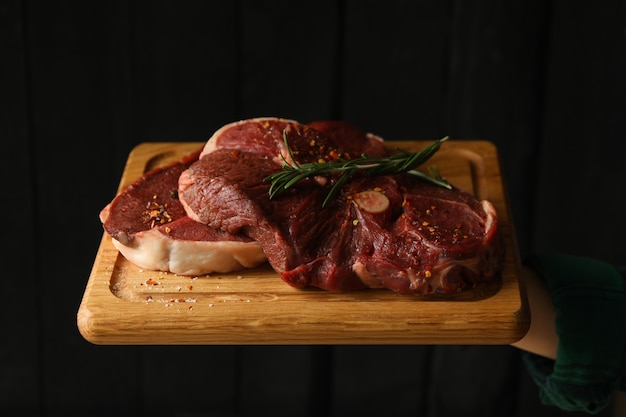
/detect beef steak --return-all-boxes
[100,148,266,275]
[179,118,503,294]
[199,117,386,162]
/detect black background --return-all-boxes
[2,1,625,416]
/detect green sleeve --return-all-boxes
[522,253,626,414]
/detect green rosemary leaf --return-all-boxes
[322,167,357,207]
[263,134,451,206]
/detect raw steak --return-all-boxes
[179,118,503,294]
[100,148,266,275]
[199,117,386,162]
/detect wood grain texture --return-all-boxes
[78,140,529,345]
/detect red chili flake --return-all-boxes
[141,197,173,227]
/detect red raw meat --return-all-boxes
[178,118,503,294]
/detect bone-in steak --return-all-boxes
[100,148,266,275]
[178,118,503,294]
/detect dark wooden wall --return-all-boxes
[2,1,625,416]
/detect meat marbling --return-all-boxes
[178,117,503,294]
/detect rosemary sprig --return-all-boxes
[265,133,451,207]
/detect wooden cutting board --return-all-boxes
[78,140,529,345]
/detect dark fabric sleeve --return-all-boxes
[522,253,626,414]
